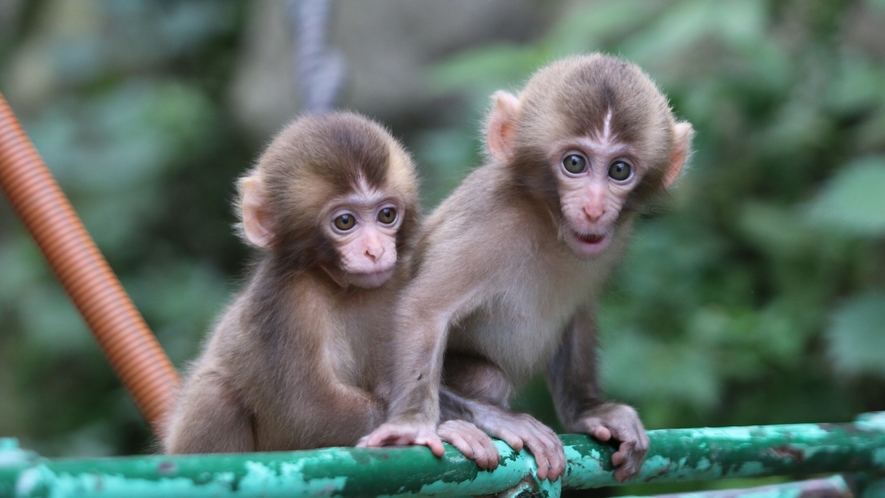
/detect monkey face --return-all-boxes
[550,130,642,260]
[320,184,405,289]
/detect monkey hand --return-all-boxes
[579,403,649,482]
[437,419,500,470]
[480,411,565,481]
[357,420,445,457]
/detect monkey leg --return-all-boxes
[164,372,254,454]
[440,354,566,481]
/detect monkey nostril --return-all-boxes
[584,206,605,221]
[366,246,385,263]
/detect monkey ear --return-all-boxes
[241,176,275,249]
[663,121,694,188]
[487,91,521,162]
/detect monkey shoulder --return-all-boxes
[423,167,530,257]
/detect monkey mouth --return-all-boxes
[576,232,605,244]
[565,229,612,258]
[349,268,395,289]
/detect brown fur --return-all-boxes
[365,54,693,482]
[163,112,419,453]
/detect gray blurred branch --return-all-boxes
[288,0,347,114]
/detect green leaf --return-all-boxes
[739,202,816,258]
[602,328,721,410]
[807,157,885,236]
[429,44,544,96]
[826,54,885,113]
[544,0,654,54]
[826,292,885,377]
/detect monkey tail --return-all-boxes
[0,92,180,437]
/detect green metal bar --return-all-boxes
[562,416,885,488]
[1,413,884,497]
[857,474,885,498]
[621,475,854,498]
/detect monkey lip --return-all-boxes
[349,268,396,289]
[576,232,605,243]
[566,230,612,258]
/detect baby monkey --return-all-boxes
[163,112,495,463]
[362,54,694,481]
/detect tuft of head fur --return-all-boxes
[236,112,420,272]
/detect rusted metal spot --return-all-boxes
[157,461,177,475]
[770,445,805,461]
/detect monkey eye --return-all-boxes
[334,213,356,231]
[377,207,397,225]
[608,161,633,181]
[562,154,588,174]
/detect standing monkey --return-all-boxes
[361,54,694,482]
[163,112,497,465]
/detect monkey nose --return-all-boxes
[365,245,384,263]
[583,203,605,221]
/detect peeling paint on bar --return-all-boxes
[860,477,885,498]
[620,475,853,498]
[1,413,884,497]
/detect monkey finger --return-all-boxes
[583,419,613,441]
[537,438,565,481]
[612,441,643,482]
[538,443,565,480]
[477,435,501,470]
[414,434,446,457]
[547,444,567,480]
[440,420,501,470]
[531,449,551,481]
[614,457,642,483]
[440,430,475,460]
[360,431,393,448]
[611,440,634,466]
[460,434,495,469]
[488,426,524,452]
[362,423,437,453]
[528,422,561,459]
[522,437,558,480]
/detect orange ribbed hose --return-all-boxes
[0,92,180,436]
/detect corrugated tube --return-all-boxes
[0,92,179,436]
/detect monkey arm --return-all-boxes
[232,341,386,450]
[546,305,649,482]
[219,280,387,450]
[360,253,490,454]
[269,307,386,448]
[546,304,605,426]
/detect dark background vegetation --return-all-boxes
[1,0,884,488]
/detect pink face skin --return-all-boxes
[321,184,404,289]
[551,113,643,259]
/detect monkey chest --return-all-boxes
[449,290,582,383]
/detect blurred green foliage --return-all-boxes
[0,0,249,456]
[0,1,883,479]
